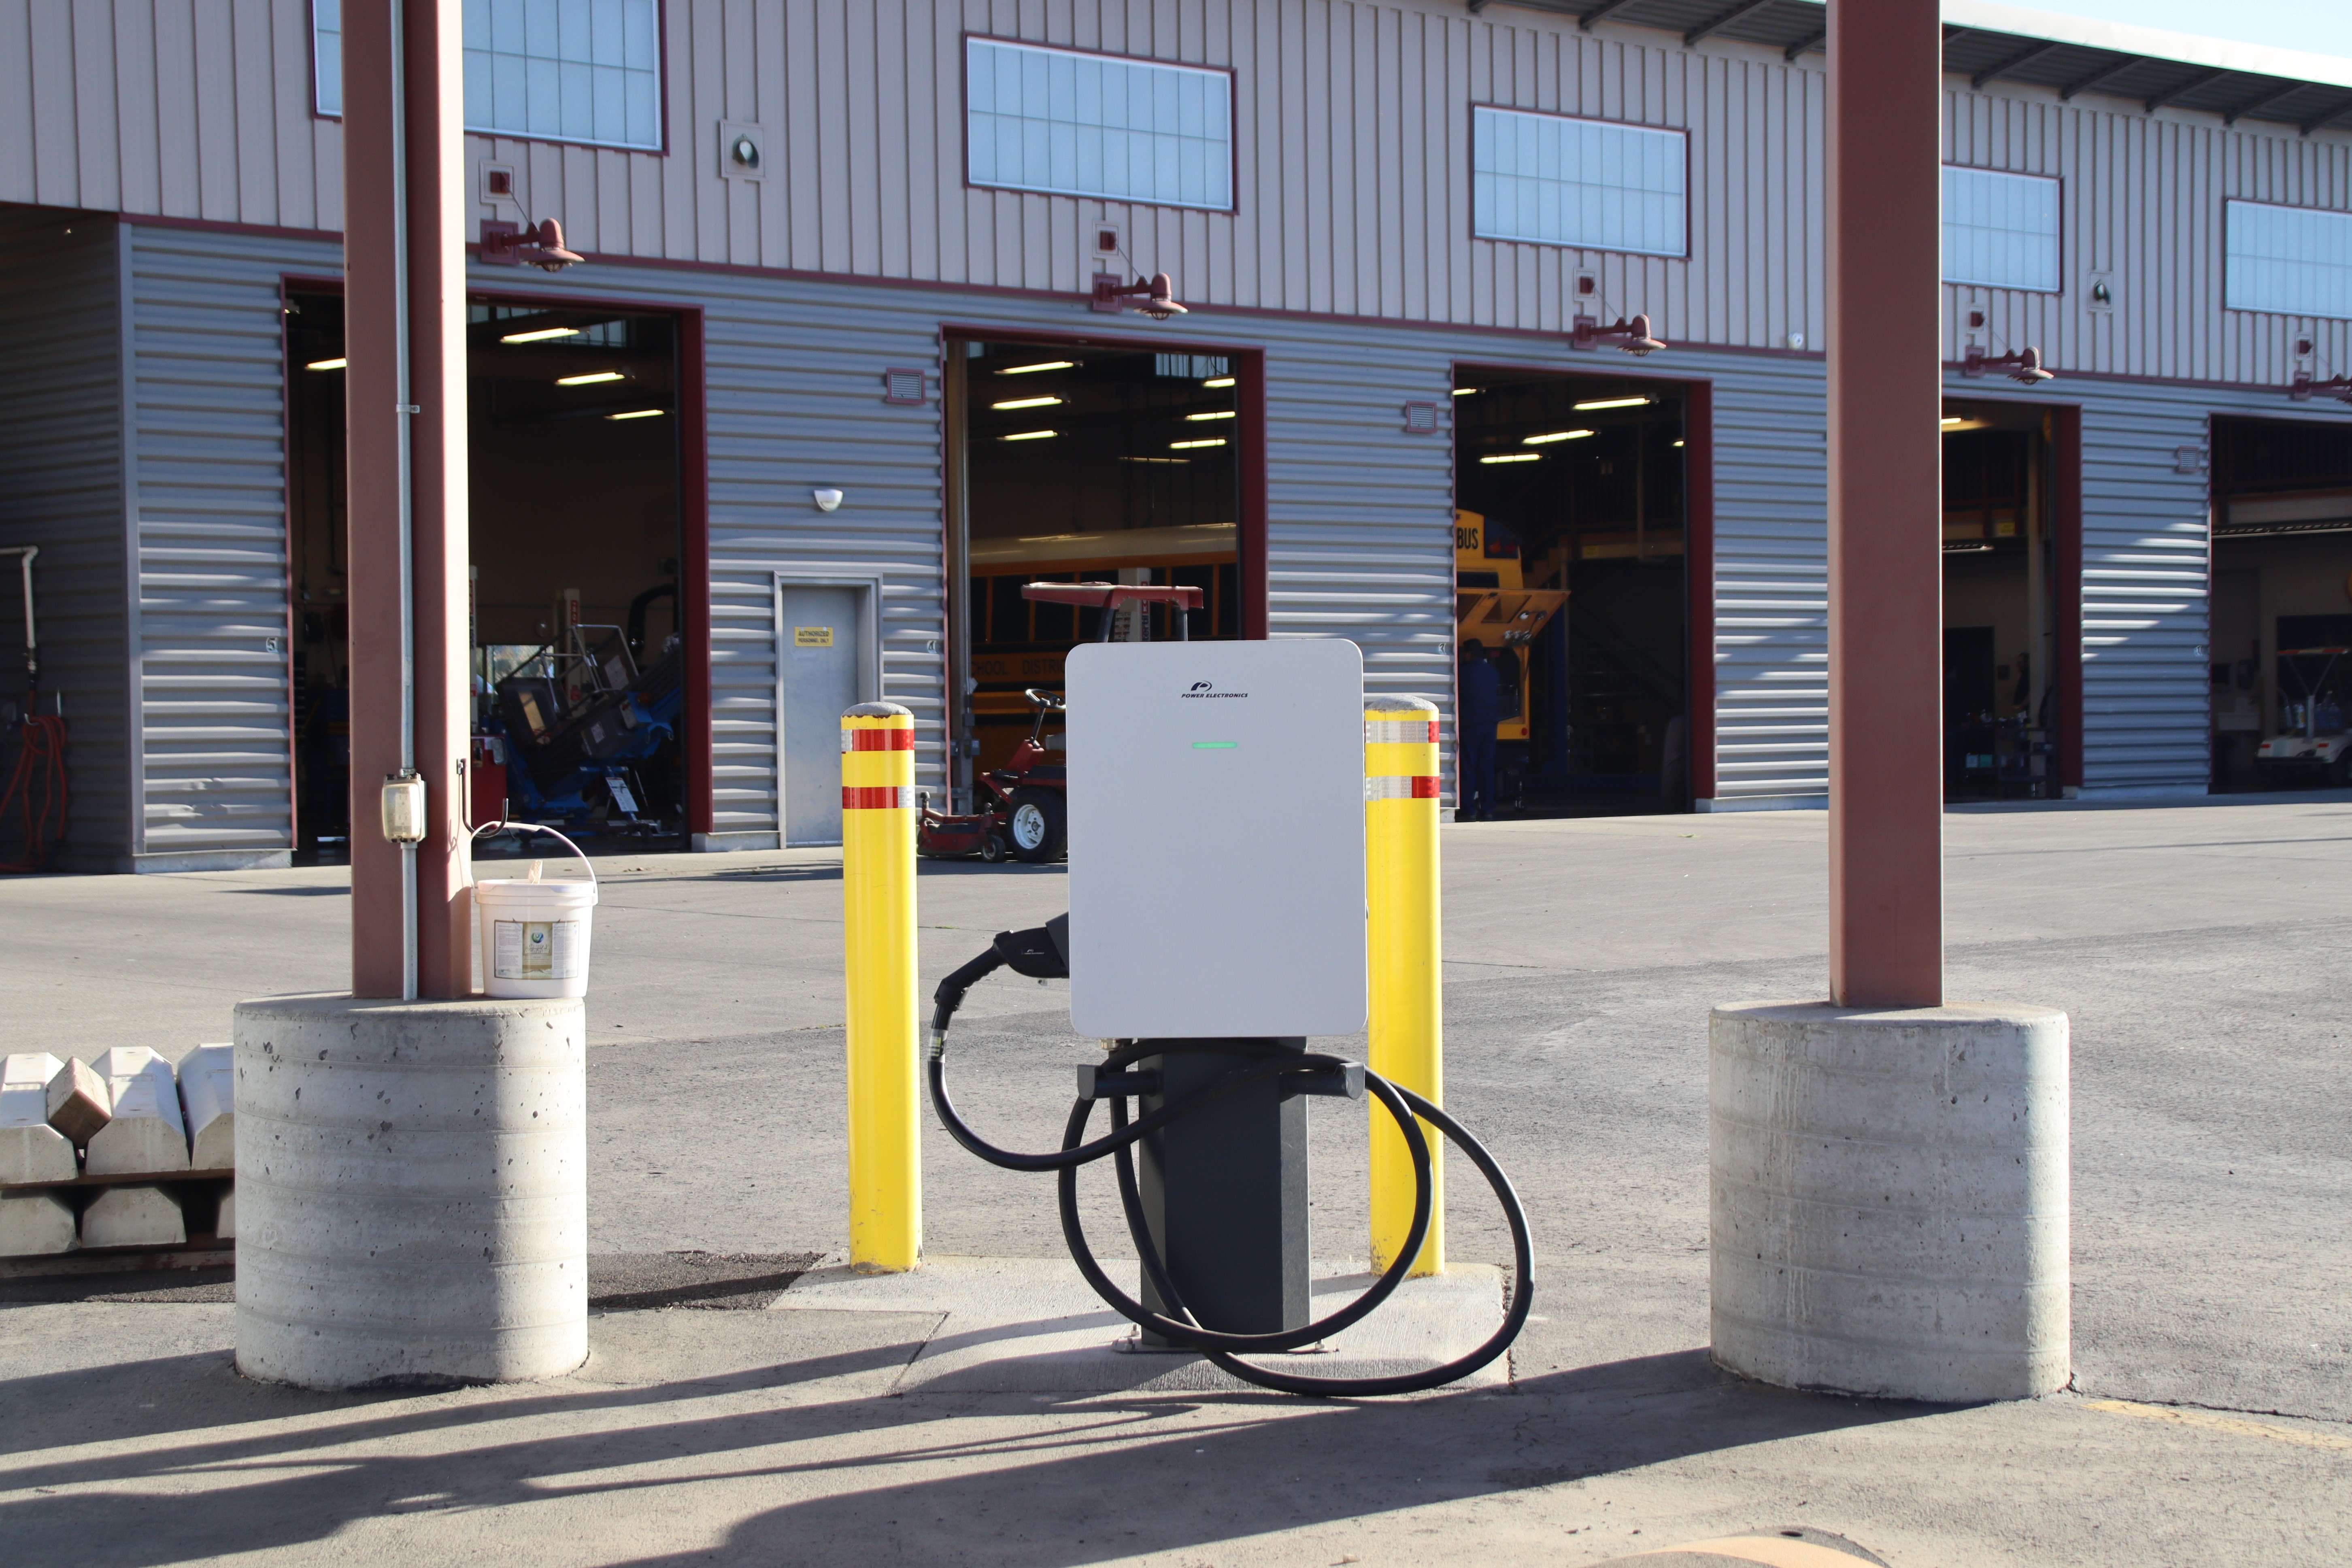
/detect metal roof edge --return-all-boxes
[1941,1,2352,94]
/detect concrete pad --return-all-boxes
[774,1254,1511,1394]
[1586,1527,1890,1566]
[0,1051,76,1182]
[43,1055,109,1146]
[176,1041,233,1168]
[79,1185,186,1248]
[85,1047,187,1175]
[0,1189,77,1255]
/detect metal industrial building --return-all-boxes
[2,0,2350,870]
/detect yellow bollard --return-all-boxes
[1364,694,1444,1276]
[841,701,921,1272]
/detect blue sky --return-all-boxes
[2019,0,2352,61]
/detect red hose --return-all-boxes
[0,712,67,873]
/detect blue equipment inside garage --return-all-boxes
[485,625,684,834]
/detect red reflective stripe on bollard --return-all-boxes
[842,728,915,753]
[1411,775,1440,798]
[842,786,910,811]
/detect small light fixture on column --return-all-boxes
[813,487,845,513]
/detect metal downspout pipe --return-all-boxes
[391,0,418,1001]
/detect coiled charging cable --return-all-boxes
[927,923,1534,1397]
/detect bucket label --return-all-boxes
[494,918,581,981]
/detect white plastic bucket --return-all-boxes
[471,825,600,1000]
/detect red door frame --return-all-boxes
[2050,402,2085,791]
[276,275,715,838]
[1447,362,1718,806]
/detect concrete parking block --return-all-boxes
[214,1183,236,1240]
[177,1042,233,1168]
[42,1055,109,1146]
[79,1184,185,1248]
[774,1254,1512,1394]
[1,1052,76,1182]
[0,1190,77,1255]
[85,1047,188,1175]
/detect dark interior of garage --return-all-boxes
[2210,416,2352,790]
[1452,367,1688,816]
[952,340,1240,791]
[284,293,687,857]
[1940,399,2059,801]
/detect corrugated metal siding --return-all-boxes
[12,1,2352,388]
[0,204,130,866]
[1944,88,2352,390]
[2068,379,2217,794]
[124,222,323,859]
[1708,353,1831,800]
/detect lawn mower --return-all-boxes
[917,581,1204,864]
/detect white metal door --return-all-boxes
[777,585,861,845]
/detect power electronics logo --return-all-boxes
[1180,681,1248,699]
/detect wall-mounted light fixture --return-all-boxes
[1091,272,1187,320]
[1962,344,2055,385]
[2290,371,2352,405]
[813,488,845,513]
[1571,313,1665,356]
[480,218,584,273]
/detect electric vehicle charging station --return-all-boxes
[925,625,1533,1396]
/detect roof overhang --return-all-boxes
[1467,0,2352,134]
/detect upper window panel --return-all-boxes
[1943,167,2061,294]
[1471,107,1687,259]
[2227,200,2352,320]
[313,0,665,153]
[965,38,1234,213]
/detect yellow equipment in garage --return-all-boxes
[1455,510,1568,742]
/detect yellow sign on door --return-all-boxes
[794,626,835,647]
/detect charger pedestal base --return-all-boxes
[1709,1001,2069,1402]
[1136,1038,1308,1344]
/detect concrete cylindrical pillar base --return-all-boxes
[232,992,587,1390]
[1709,1001,2069,1402]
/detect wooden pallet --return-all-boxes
[1,1167,235,1275]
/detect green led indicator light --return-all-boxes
[1191,741,1238,749]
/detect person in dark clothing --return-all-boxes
[1458,639,1502,820]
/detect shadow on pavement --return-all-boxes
[0,1346,1945,1567]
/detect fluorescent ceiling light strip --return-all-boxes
[1480,453,1540,464]
[1452,387,1479,396]
[1202,376,1235,388]
[1000,429,1059,441]
[557,370,625,385]
[1523,429,1596,445]
[1573,396,1652,411]
[606,409,665,421]
[1184,411,1235,421]
[500,327,582,343]
[997,360,1075,374]
[992,396,1063,409]
[1170,438,1227,449]
[306,357,347,371]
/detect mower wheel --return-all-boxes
[979,834,1008,863]
[1007,789,1067,862]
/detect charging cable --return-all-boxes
[927,921,1534,1396]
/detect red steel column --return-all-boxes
[1827,0,1944,1007]
[343,0,472,998]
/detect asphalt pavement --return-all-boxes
[1,794,2347,1565]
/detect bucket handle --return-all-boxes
[468,819,598,894]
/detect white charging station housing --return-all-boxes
[1065,638,1367,1038]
